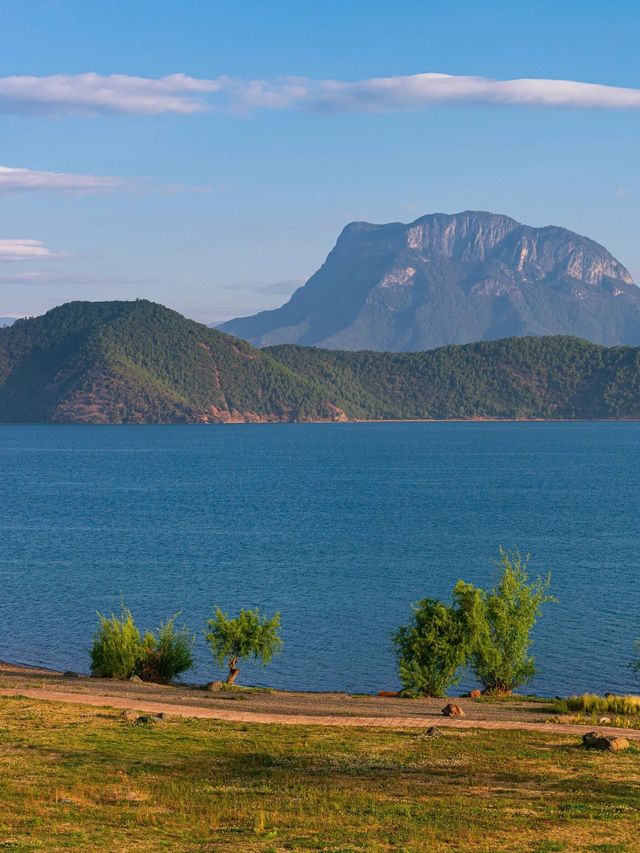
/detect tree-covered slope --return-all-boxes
[2,299,640,422]
[0,300,347,423]
[267,336,640,420]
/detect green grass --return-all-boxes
[473,693,554,704]
[1,697,639,851]
[211,683,275,694]
[553,694,640,716]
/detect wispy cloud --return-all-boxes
[0,165,212,195]
[258,73,640,112]
[0,73,219,115]
[0,165,123,193]
[2,71,640,116]
[0,270,138,286]
[0,239,68,261]
[224,278,303,296]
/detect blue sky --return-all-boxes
[0,0,638,323]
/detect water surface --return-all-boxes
[1,422,638,696]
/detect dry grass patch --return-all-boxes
[0,696,639,852]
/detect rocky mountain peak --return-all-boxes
[404,211,520,261]
[219,211,639,351]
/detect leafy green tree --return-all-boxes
[454,548,555,693]
[205,607,282,685]
[392,598,470,697]
[90,604,143,679]
[140,616,195,683]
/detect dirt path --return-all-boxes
[2,686,639,740]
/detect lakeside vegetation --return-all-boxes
[86,548,640,711]
[4,299,640,422]
[90,606,195,683]
[90,605,283,687]
[205,607,282,685]
[393,548,555,697]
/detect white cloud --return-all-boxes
[2,71,640,116]
[0,73,220,115]
[0,165,123,193]
[269,73,640,112]
[0,239,68,261]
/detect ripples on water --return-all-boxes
[1,422,638,696]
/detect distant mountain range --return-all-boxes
[219,211,640,350]
[2,299,640,423]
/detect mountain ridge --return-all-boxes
[2,299,640,423]
[219,211,639,350]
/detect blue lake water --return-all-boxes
[1,422,639,697]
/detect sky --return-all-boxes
[0,0,639,324]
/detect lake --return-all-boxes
[1,422,638,696]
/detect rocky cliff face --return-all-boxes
[219,211,640,350]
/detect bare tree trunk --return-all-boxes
[227,657,240,685]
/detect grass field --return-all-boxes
[1,696,639,853]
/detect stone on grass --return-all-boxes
[133,713,165,726]
[599,717,612,725]
[422,726,443,738]
[582,731,630,752]
[206,681,224,692]
[441,703,466,718]
[129,675,143,684]
[120,709,139,722]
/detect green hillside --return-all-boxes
[0,300,346,423]
[1,299,640,422]
[267,336,640,420]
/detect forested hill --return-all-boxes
[267,337,640,420]
[1,299,640,423]
[0,300,347,424]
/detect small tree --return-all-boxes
[455,547,555,694]
[90,604,143,679]
[392,598,470,697]
[205,607,282,685]
[140,616,195,683]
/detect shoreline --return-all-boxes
[3,417,640,426]
[2,661,640,741]
[0,658,632,704]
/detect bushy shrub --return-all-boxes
[454,548,555,693]
[90,605,195,682]
[90,604,143,679]
[393,547,556,698]
[392,598,470,697]
[140,617,195,683]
